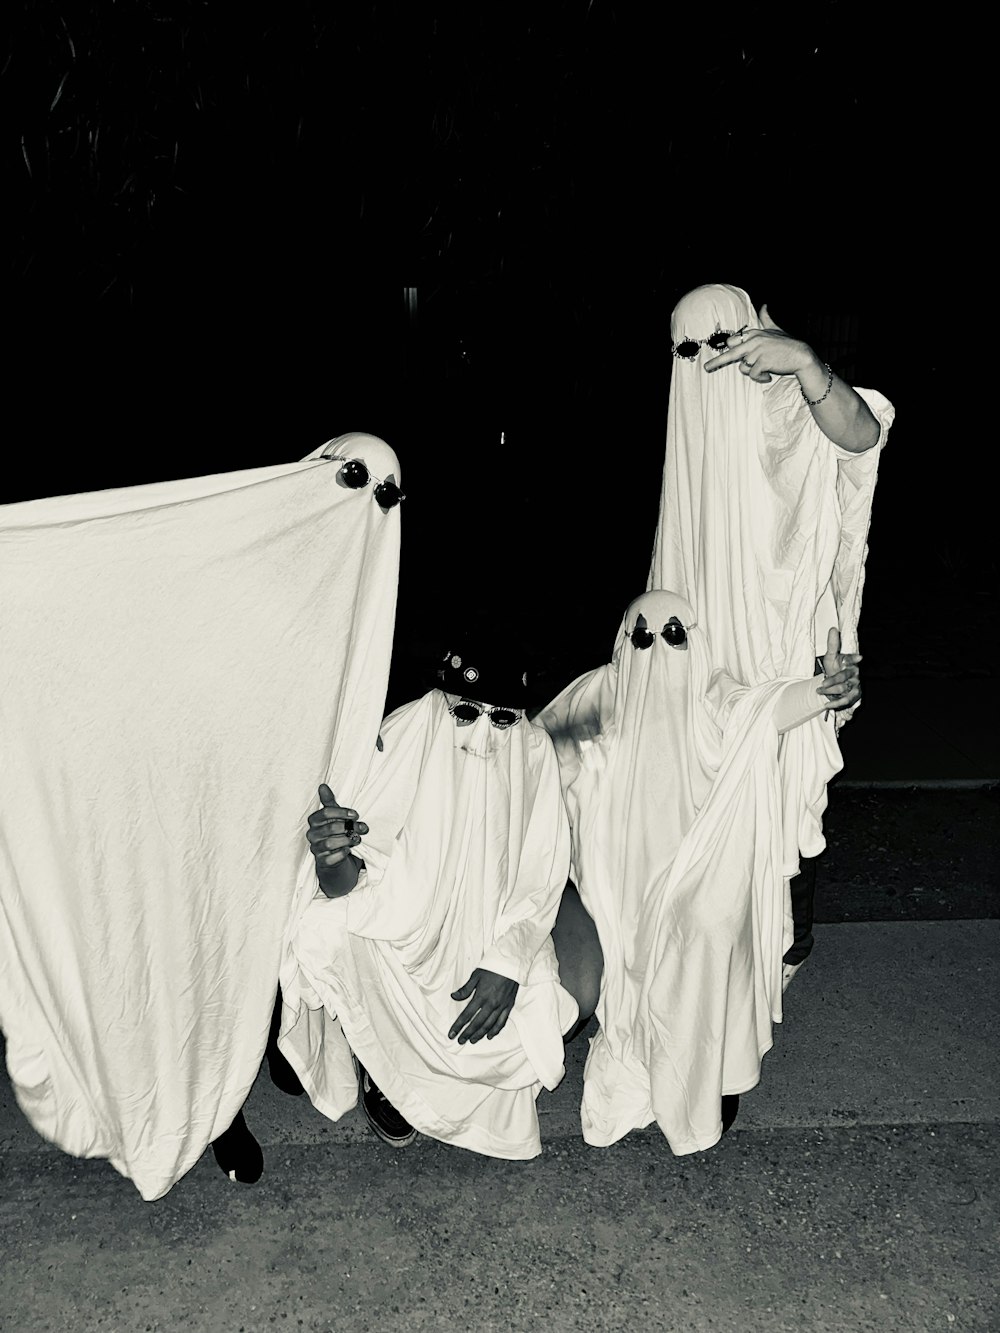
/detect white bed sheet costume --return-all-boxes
[0,434,401,1200]
[280,671,579,1160]
[537,589,836,1154]
[648,283,894,872]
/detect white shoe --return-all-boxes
[782,961,805,993]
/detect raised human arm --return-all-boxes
[704,304,881,453]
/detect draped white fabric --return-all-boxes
[537,590,824,1153]
[280,689,578,1160]
[648,283,895,869]
[0,434,401,1199]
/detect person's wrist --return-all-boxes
[797,353,834,405]
[319,852,364,898]
[794,349,825,388]
[317,861,355,898]
[318,876,353,899]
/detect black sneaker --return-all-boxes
[211,1109,264,1183]
[355,1058,416,1147]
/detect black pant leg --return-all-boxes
[784,853,819,964]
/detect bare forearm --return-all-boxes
[774,676,829,734]
[707,311,883,455]
[798,355,880,454]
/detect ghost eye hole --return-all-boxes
[372,479,405,508]
[671,326,747,360]
[629,626,657,650]
[339,458,370,488]
[450,702,482,723]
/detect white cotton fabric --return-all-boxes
[537,590,823,1154]
[0,434,401,1199]
[280,689,578,1160]
[648,283,895,868]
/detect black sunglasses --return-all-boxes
[629,617,689,649]
[448,699,521,730]
[671,326,746,362]
[336,457,406,509]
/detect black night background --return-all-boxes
[3,3,987,709]
[2,12,999,1328]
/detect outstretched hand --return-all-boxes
[816,627,863,711]
[703,304,819,385]
[449,968,519,1044]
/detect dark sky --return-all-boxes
[3,4,978,700]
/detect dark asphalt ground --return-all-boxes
[2,785,997,1333]
[813,786,998,924]
[4,533,999,1330]
[2,1122,995,1333]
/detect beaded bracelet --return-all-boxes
[802,362,834,406]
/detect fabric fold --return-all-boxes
[0,433,401,1199]
[280,689,578,1160]
[648,283,894,872]
[537,590,818,1154]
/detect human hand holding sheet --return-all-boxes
[307,783,367,897]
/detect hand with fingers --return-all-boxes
[703,304,822,385]
[448,969,519,1044]
[816,627,863,713]
[306,782,368,898]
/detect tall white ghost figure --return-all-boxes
[649,282,894,868]
[0,434,401,1199]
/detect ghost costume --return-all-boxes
[648,283,894,871]
[0,434,401,1199]
[281,684,579,1160]
[537,590,832,1154]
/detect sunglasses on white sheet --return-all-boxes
[629,617,690,649]
[671,326,747,361]
[448,699,522,729]
[322,453,405,508]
